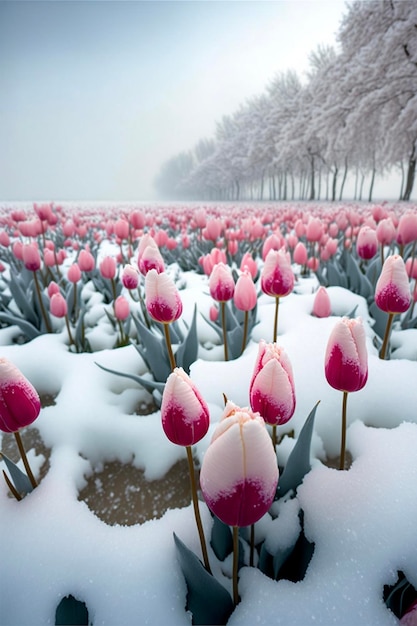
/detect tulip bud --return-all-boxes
[261,248,294,298]
[233,270,257,312]
[50,292,68,318]
[121,264,139,290]
[67,263,81,283]
[99,256,117,280]
[375,254,411,314]
[78,250,95,272]
[209,263,235,302]
[145,269,183,323]
[22,243,41,271]
[200,401,279,527]
[325,317,368,393]
[312,286,331,318]
[356,226,378,260]
[114,295,130,321]
[161,368,210,446]
[249,341,296,426]
[0,358,41,433]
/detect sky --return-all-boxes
[0,0,353,202]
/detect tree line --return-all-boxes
[155,0,417,203]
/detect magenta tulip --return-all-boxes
[161,368,210,446]
[200,401,279,528]
[325,317,368,393]
[249,341,296,445]
[145,269,183,324]
[325,317,368,470]
[261,248,294,299]
[356,226,378,260]
[121,264,139,290]
[209,262,235,302]
[0,358,41,433]
[138,244,165,275]
[375,254,411,314]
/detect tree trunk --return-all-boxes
[339,158,348,201]
[331,167,338,201]
[259,176,264,201]
[368,167,376,202]
[353,165,359,200]
[402,144,416,201]
[359,174,365,201]
[309,156,315,200]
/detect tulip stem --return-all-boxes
[273,297,280,342]
[2,469,23,501]
[163,323,177,371]
[221,301,229,361]
[249,523,255,567]
[272,424,277,451]
[186,446,211,574]
[339,391,348,471]
[240,310,249,356]
[33,271,52,333]
[233,525,239,605]
[64,314,76,349]
[14,430,38,489]
[379,312,394,360]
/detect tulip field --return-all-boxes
[1,200,417,625]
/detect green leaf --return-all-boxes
[55,595,89,625]
[175,304,199,374]
[210,515,233,561]
[0,452,34,497]
[131,314,171,382]
[95,361,165,397]
[0,312,41,341]
[277,401,320,498]
[173,532,234,625]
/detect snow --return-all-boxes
[1,256,417,624]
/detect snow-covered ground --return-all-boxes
[1,260,417,625]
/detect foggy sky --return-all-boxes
[1,0,350,202]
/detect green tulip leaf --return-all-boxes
[55,595,89,625]
[173,532,234,625]
[175,304,199,374]
[0,452,34,497]
[277,401,320,499]
[210,515,233,561]
[95,362,165,398]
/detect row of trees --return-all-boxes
[155,0,417,203]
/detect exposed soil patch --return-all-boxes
[1,426,51,484]
[78,458,192,526]
[323,450,353,470]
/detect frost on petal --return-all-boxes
[200,408,278,526]
[375,255,411,313]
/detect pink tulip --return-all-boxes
[114,295,130,321]
[67,263,81,283]
[0,230,10,247]
[261,248,294,298]
[375,254,411,314]
[129,210,145,230]
[405,257,417,280]
[22,243,41,271]
[396,213,417,246]
[356,226,378,260]
[203,218,223,241]
[312,286,331,318]
[209,263,235,302]
[200,401,279,527]
[43,249,56,267]
[99,256,117,280]
[78,250,95,272]
[293,242,308,266]
[138,244,165,275]
[47,281,60,297]
[306,217,323,242]
[249,340,296,426]
[145,269,183,323]
[50,293,68,318]
[376,218,396,246]
[233,270,257,312]
[160,367,210,446]
[121,264,139,290]
[209,304,219,321]
[325,317,368,393]
[240,252,258,279]
[114,218,129,240]
[262,233,285,261]
[0,358,41,433]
